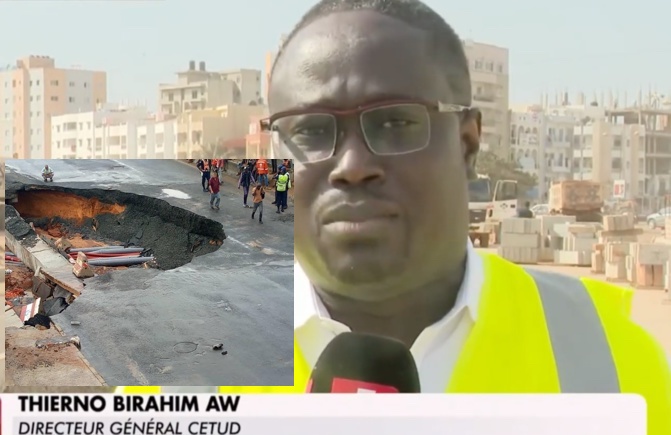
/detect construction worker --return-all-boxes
[275,167,290,213]
[116,2,671,433]
[255,158,269,186]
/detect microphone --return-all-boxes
[306,332,420,393]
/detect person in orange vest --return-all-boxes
[256,158,269,186]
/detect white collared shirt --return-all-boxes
[294,242,484,393]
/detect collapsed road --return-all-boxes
[5,159,294,387]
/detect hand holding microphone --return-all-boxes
[306,332,420,393]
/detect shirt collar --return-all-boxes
[294,240,484,329]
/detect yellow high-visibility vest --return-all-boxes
[116,253,671,434]
[276,174,289,192]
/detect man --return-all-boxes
[115,1,671,429]
[209,171,221,211]
[238,165,256,208]
[256,158,269,186]
[196,159,209,192]
[275,167,290,213]
[517,201,534,218]
[42,164,53,182]
[251,183,265,224]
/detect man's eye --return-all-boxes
[294,127,327,136]
[382,119,416,128]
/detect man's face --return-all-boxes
[271,11,478,301]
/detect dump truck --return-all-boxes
[548,180,603,222]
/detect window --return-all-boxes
[69,97,75,103]
[36,80,40,86]
[485,62,494,72]
[191,90,198,99]
[50,96,58,101]
[474,60,483,69]
[168,93,174,102]
[83,82,88,88]
[29,80,32,86]
[613,138,622,149]
[50,80,59,86]
[69,81,75,87]
[497,64,503,73]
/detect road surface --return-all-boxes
[5,159,294,387]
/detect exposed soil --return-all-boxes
[5,263,33,300]
[6,185,227,270]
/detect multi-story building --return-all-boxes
[50,103,176,159]
[462,40,510,159]
[158,61,262,116]
[173,104,267,158]
[0,55,106,159]
[246,116,271,157]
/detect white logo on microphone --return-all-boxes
[356,388,377,393]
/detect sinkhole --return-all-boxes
[5,186,227,271]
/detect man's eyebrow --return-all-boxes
[285,93,426,112]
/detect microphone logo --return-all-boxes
[331,378,400,393]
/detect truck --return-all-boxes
[468,174,519,247]
[548,180,603,222]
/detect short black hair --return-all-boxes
[272,0,472,105]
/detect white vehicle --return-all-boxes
[468,175,519,231]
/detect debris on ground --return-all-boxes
[24,314,51,330]
[72,252,95,278]
[36,335,81,350]
[212,344,223,351]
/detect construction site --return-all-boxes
[4,159,294,388]
[487,179,671,355]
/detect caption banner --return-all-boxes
[1,393,646,435]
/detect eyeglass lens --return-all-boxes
[272,103,431,162]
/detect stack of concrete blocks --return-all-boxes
[666,218,671,239]
[597,214,641,245]
[591,243,605,274]
[553,223,598,266]
[497,218,541,264]
[630,243,671,288]
[603,242,630,282]
[537,215,576,262]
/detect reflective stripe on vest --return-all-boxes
[525,268,620,393]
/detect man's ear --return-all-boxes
[461,108,481,180]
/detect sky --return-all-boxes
[2,0,670,110]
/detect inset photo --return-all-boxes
[4,158,293,387]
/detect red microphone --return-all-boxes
[306,332,420,393]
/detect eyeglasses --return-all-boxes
[260,100,469,163]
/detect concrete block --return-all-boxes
[634,264,665,288]
[567,223,599,235]
[497,247,539,264]
[636,243,671,266]
[591,252,605,274]
[501,218,541,234]
[540,247,554,262]
[539,215,576,238]
[500,233,540,248]
[665,261,670,291]
[666,218,671,239]
[605,258,626,281]
[605,242,631,263]
[554,250,591,266]
[626,255,636,283]
[602,214,635,232]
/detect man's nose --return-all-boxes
[328,131,385,188]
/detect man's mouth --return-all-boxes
[320,201,401,240]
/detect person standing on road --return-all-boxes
[275,167,290,213]
[238,166,256,208]
[256,158,269,186]
[196,159,209,192]
[251,183,265,224]
[517,201,534,218]
[209,172,221,210]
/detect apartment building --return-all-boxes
[0,55,106,159]
[462,40,510,159]
[50,104,175,159]
[246,116,271,157]
[510,106,575,199]
[158,61,262,116]
[174,104,267,158]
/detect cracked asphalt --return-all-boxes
[5,159,294,387]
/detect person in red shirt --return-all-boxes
[255,158,269,186]
[209,172,221,210]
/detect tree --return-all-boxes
[475,150,537,197]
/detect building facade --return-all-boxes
[462,40,510,160]
[0,56,106,159]
[158,61,262,116]
[50,104,176,159]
